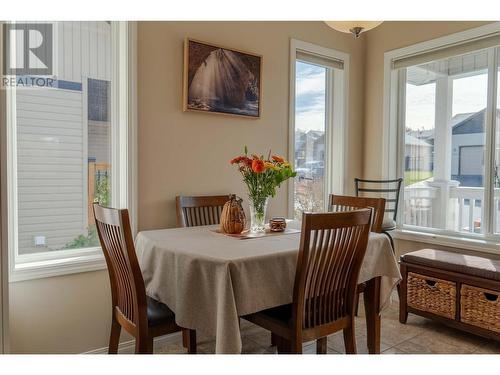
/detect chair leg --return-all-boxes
[399,265,408,324]
[399,296,408,324]
[276,336,291,354]
[135,335,154,354]
[108,316,121,354]
[291,339,302,354]
[343,321,357,354]
[182,329,197,354]
[316,337,327,354]
[354,293,360,316]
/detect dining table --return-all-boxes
[135,221,401,354]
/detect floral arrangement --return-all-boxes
[230,147,296,232]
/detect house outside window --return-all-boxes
[3,21,135,281]
[289,40,348,220]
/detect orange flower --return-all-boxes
[251,159,265,173]
[243,157,253,167]
[272,155,285,163]
[230,156,245,164]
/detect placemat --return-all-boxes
[210,227,300,239]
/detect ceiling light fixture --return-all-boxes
[324,21,383,38]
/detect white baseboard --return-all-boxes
[83,331,183,354]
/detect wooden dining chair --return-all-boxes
[329,194,386,315]
[242,209,372,354]
[175,195,231,227]
[93,203,196,354]
[354,178,403,250]
[328,194,386,233]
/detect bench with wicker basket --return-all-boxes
[399,249,500,340]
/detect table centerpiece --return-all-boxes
[230,147,296,233]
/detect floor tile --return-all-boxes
[379,317,426,347]
[473,340,500,354]
[326,330,391,354]
[244,331,272,348]
[155,343,186,354]
[381,346,407,354]
[396,328,481,354]
[154,293,500,355]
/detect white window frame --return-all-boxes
[1,21,137,282]
[288,39,349,218]
[382,22,500,253]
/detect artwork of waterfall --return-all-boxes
[184,39,262,117]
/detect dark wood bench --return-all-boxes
[399,249,500,341]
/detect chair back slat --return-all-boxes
[357,188,399,193]
[354,178,403,222]
[93,203,147,330]
[328,194,385,233]
[293,210,372,330]
[176,195,230,227]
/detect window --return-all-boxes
[293,61,327,217]
[289,40,348,219]
[385,24,500,245]
[495,52,500,233]
[88,78,111,122]
[3,21,136,281]
[402,50,488,233]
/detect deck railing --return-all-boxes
[404,183,500,233]
[88,162,110,225]
[403,184,438,228]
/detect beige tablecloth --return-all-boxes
[136,225,401,353]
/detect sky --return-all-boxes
[295,59,493,133]
[295,61,326,132]
[405,72,488,131]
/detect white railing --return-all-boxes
[403,183,438,229]
[449,186,500,233]
[404,183,500,233]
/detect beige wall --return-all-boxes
[362,21,490,179]
[8,270,131,353]
[137,21,366,230]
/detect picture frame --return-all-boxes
[183,38,262,118]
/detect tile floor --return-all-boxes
[155,293,500,354]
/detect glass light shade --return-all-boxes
[324,21,383,38]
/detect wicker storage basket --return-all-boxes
[407,272,456,319]
[461,284,500,333]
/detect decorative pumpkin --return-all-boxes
[220,194,246,234]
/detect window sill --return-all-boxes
[393,228,500,255]
[10,253,106,283]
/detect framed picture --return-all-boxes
[183,38,262,118]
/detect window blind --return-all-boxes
[392,33,500,70]
[296,50,344,70]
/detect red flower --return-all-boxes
[272,155,285,163]
[230,156,245,164]
[252,159,265,173]
[243,157,253,167]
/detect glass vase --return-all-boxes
[248,196,269,233]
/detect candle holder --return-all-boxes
[269,217,286,232]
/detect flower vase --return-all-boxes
[248,196,269,233]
